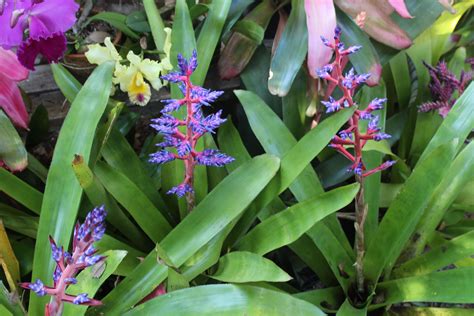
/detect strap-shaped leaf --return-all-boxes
[237,184,359,256]
[0,168,42,214]
[268,0,307,96]
[363,141,457,284]
[94,161,172,243]
[194,0,231,84]
[71,155,150,248]
[374,268,474,307]
[0,110,27,171]
[210,251,292,283]
[93,155,280,314]
[29,62,114,315]
[404,141,474,258]
[236,89,354,257]
[123,284,324,316]
[394,230,474,278]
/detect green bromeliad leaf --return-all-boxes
[124,284,325,316]
[210,251,292,283]
[29,62,114,315]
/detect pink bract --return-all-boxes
[304,0,337,78]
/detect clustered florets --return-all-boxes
[418,61,472,118]
[149,50,234,197]
[20,206,107,314]
[318,27,396,177]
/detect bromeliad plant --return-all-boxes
[1,1,473,316]
[418,60,472,118]
[318,26,396,296]
[20,206,107,315]
[149,51,234,208]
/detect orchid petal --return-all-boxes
[388,0,413,19]
[0,47,28,81]
[305,0,337,78]
[0,74,29,129]
[17,33,66,70]
[0,0,25,48]
[85,37,121,65]
[28,0,79,40]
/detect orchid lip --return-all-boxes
[10,9,25,28]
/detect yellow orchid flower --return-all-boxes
[84,37,121,65]
[114,51,163,106]
[161,27,173,72]
[84,29,173,106]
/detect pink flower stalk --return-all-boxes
[150,51,234,205]
[0,0,79,70]
[20,206,107,316]
[418,61,472,118]
[0,47,29,129]
[317,27,396,177]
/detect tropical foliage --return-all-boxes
[0,0,473,315]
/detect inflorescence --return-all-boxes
[418,61,472,118]
[318,27,396,177]
[149,51,234,198]
[20,206,107,315]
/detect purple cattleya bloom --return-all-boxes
[319,27,396,177]
[150,51,234,203]
[20,206,106,314]
[0,0,79,70]
[418,61,472,118]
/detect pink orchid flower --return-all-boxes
[0,0,79,70]
[0,47,29,129]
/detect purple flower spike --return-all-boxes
[320,36,331,47]
[368,98,387,110]
[149,150,176,164]
[150,50,233,202]
[316,64,333,78]
[359,111,374,120]
[161,71,183,83]
[334,26,342,39]
[346,46,362,54]
[321,96,340,113]
[196,149,235,167]
[151,114,180,134]
[373,133,392,141]
[73,293,91,305]
[21,207,106,313]
[168,183,194,198]
[191,110,226,134]
[368,116,380,131]
[64,278,77,285]
[29,279,47,296]
[161,98,184,113]
[49,236,62,262]
[321,26,395,178]
[53,265,62,284]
